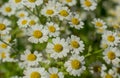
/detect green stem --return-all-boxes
[85,49,104,58]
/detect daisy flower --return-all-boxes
[101,69,116,78]
[103,47,120,66]
[20,49,42,67]
[112,66,120,77]
[92,18,107,29]
[0,41,11,52]
[28,16,38,26]
[28,25,48,43]
[0,18,11,35]
[48,67,64,78]
[17,17,29,28]
[23,67,48,78]
[64,54,86,76]
[69,14,84,30]
[46,37,69,59]
[0,2,16,16]
[62,0,77,6]
[41,4,57,17]
[100,40,108,49]
[16,10,28,18]
[9,0,23,9]
[80,0,97,11]
[22,0,43,8]
[89,61,107,77]
[45,22,60,37]
[58,6,71,20]
[102,30,120,46]
[67,35,85,54]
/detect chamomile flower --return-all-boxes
[28,25,48,43]
[28,16,38,26]
[20,49,42,67]
[80,0,97,11]
[102,31,120,46]
[96,28,105,34]
[62,0,77,6]
[112,66,120,77]
[16,10,28,18]
[0,18,11,35]
[45,22,60,37]
[100,40,108,49]
[0,41,11,52]
[0,2,16,16]
[48,67,64,78]
[17,17,29,28]
[103,47,120,66]
[101,69,116,78]
[22,0,43,8]
[67,35,85,54]
[46,37,69,59]
[41,5,57,17]
[64,54,86,76]
[23,67,47,78]
[92,18,107,29]
[89,61,107,77]
[69,14,84,30]
[58,6,71,20]
[9,0,23,9]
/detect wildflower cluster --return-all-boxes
[0,0,120,78]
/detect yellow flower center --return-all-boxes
[21,20,27,25]
[59,10,69,17]
[54,44,63,52]
[107,35,115,42]
[28,0,36,3]
[66,0,72,2]
[48,26,56,33]
[107,51,116,60]
[33,30,43,38]
[27,54,36,61]
[1,52,6,59]
[30,72,41,78]
[117,67,120,74]
[19,13,25,17]
[96,22,103,27]
[0,43,7,48]
[0,23,6,30]
[71,18,79,25]
[50,73,59,78]
[29,20,36,26]
[46,9,54,15]
[71,59,81,69]
[84,0,92,7]
[105,74,113,78]
[71,40,79,48]
[14,0,21,3]
[5,7,12,12]
[93,65,101,72]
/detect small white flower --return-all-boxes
[0,2,16,16]
[103,47,120,66]
[46,37,69,59]
[112,66,120,77]
[80,0,97,11]
[23,67,48,78]
[0,18,11,35]
[17,17,29,28]
[102,30,120,46]
[69,14,84,30]
[48,67,64,78]
[22,0,43,8]
[45,22,60,37]
[9,0,23,9]
[67,35,85,54]
[92,18,107,29]
[28,25,48,43]
[62,0,77,6]
[16,10,28,18]
[20,49,42,67]
[64,54,86,76]
[28,16,39,26]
